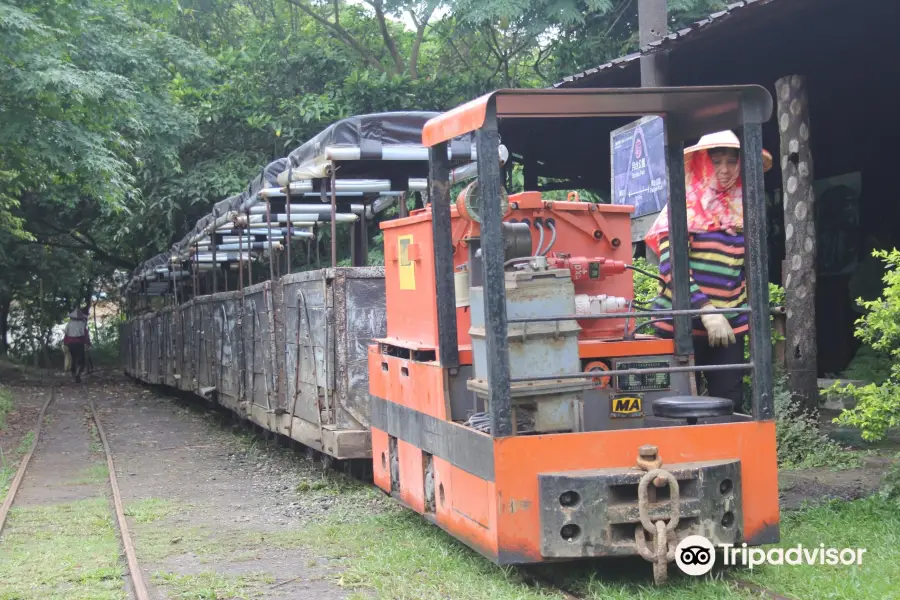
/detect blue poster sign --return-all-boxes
[610,116,667,219]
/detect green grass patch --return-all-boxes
[125,497,187,524]
[152,571,274,600]
[0,385,12,429]
[127,498,308,564]
[0,430,34,504]
[0,497,125,600]
[298,506,744,599]
[295,493,900,600]
[739,497,899,598]
[134,522,310,564]
[87,418,102,454]
[65,462,109,485]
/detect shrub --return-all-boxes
[774,376,859,470]
[0,386,11,430]
[631,256,661,307]
[629,259,855,468]
[879,458,900,503]
[87,315,123,365]
[829,249,900,441]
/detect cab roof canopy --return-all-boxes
[422,86,772,189]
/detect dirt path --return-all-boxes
[88,371,358,600]
[14,387,105,506]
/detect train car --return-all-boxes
[366,86,779,584]
[121,111,496,460]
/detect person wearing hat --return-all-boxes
[63,308,91,383]
[644,130,773,406]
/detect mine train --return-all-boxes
[122,86,780,583]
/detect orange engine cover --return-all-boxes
[379,191,636,352]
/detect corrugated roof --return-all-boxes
[553,0,780,88]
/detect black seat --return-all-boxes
[651,396,734,425]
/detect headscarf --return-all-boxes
[644,148,744,256]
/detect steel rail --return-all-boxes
[0,385,151,600]
[0,388,55,535]
[88,396,152,600]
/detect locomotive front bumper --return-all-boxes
[539,459,742,558]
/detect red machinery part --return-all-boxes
[547,254,627,282]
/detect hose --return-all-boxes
[541,221,557,256]
[626,264,667,288]
[534,221,545,256]
[504,255,544,268]
[628,317,673,339]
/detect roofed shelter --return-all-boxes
[554,0,900,397]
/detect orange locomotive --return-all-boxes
[368,87,779,584]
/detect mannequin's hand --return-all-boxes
[700,307,735,347]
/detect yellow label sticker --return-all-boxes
[611,395,642,417]
[398,235,415,290]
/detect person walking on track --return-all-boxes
[63,308,91,382]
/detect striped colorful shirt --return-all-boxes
[649,230,748,337]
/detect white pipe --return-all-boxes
[217,233,301,242]
[216,223,317,233]
[259,190,366,198]
[249,204,365,215]
[325,144,479,162]
[247,213,357,224]
[196,252,251,262]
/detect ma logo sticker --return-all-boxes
[610,395,642,418]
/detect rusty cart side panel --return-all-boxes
[242,282,276,412]
[282,272,329,429]
[122,267,383,461]
[334,268,387,430]
[280,267,385,458]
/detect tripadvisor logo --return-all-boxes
[674,535,867,576]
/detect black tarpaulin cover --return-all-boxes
[287,111,440,166]
[130,112,474,286]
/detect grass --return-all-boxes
[291,490,900,600]
[739,497,900,599]
[125,497,187,523]
[0,497,125,600]
[126,496,308,563]
[87,418,102,454]
[0,385,12,429]
[65,462,109,485]
[152,571,275,600]
[297,505,744,599]
[126,495,311,600]
[0,430,34,504]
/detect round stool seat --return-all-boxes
[651,396,734,423]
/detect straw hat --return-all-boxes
[685,130,773,172]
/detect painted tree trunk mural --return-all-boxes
[776,74,819,413]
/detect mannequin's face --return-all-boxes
[708,148,740,188]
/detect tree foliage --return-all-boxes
[830,249,900,441]
[1,0,730,355]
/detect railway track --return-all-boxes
[0,387,151,600]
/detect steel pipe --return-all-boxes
[506,307,752,324]
[509,362,754,384]
[247,213,357,224]
[249,203,366,215]
[325,144,477,162]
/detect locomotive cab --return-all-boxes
[368,87,779,584]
